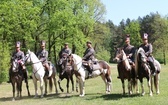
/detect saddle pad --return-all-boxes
[92,63,101,71]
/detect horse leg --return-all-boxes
[25,79,30,96]
[76,78,79,92]
[140,78,145,96]
[66,78,70,94]
[25,72,30,96]
[70,75,74,92]
[121,79,125,95]
[100,75,110,94]
[44,77,48,95]
[79,77,85,97]
[39,78,44,98]
[53,76,58,94]
[58,77,64,92]
[32,77,38,98]
[128,79,132,95]
[155,74,160,94]
[12,82,15,101]
[147,76,152,96]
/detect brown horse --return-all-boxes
[135,47,161,96]
[10,59,30,101]
[43,62,58,95]
[67,54,112,97]
[58,53,75,94]
[114,48,138,95]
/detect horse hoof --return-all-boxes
[12,98,15,101]
[142,92,145,96]
[79,94,84,97]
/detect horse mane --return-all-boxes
[121,49,131,70]
[27,50,40,63]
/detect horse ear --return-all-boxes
[27,49,30,53]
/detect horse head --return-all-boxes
[137,47,147,63]
[113,48,127,63]
[11,59,19,72]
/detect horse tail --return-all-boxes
[134,49,138,76]
[104,61,112,83]
[49,77,53,92]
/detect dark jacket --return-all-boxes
[139,43,152,57]
[83,47,95,61]
[11,50,24,62]
[36,49,48,63]
[123,44,135,61]
[59,48,72,58]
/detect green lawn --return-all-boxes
[0,64,168,105]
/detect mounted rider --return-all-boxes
[117,35,135,79]
[36,40,52,77]
[123,35,135,65]
[58,43,72,75]
[139,33,157,75]
[82,41,95,77]
[7,41,26,83]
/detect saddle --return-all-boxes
[82,60,100,71]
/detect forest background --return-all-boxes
[0,0,168,83]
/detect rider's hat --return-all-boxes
[15,41,21,48]
[40,40,46,47]
[64,43,69,45]
[125,34,130,42]
[143,33,148,40]
[86,41,92,44]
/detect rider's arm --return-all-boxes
[145,44,152,56]
[83,48,94,60]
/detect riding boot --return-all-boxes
[88,65,93,77]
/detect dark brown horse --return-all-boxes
[135,47,155,96]
[58,53,75,94]
[43,62,58,95]
[114,48,138,95]
[10,59,30,101]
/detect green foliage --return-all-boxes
[0,41,10,83]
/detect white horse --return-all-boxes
[25,50,45,98]
[68,54,112,97]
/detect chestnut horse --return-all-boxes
[67,54,112,97]
[10,59,30,101]
[58,53,75,94]
[114,48,138,95]
[135,47,161,96]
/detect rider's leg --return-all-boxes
[148,57,156,75]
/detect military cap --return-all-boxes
[40,40,46,46]
[16,41,21,47]
[143,33,148,40]
[64,43,69,45]
[86,41,92,44]
[125,34,130,42]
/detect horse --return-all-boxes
[10,59,30,101]
[67,54,112,97]
[43,62,58,95]
[135,47,161,96]
[113,48,138,95]
[57,53,75,94]
[24,50,45,98]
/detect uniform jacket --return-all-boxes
[83,47,95,61]
[123,44,135,60]
[36,49,48,63]
[59,48,72,58]
[11,50,24,62]
[139,43,152,57]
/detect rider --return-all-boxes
[139,33,157,75]
[117,35,135,79]
[123,35,135,65]
[7,41,26,83]
[58,43,72,75]
[82,41,95,77]
[36,40,52,77]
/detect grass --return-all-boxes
[0,64,168,105]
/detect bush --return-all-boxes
[0,42,10,84]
